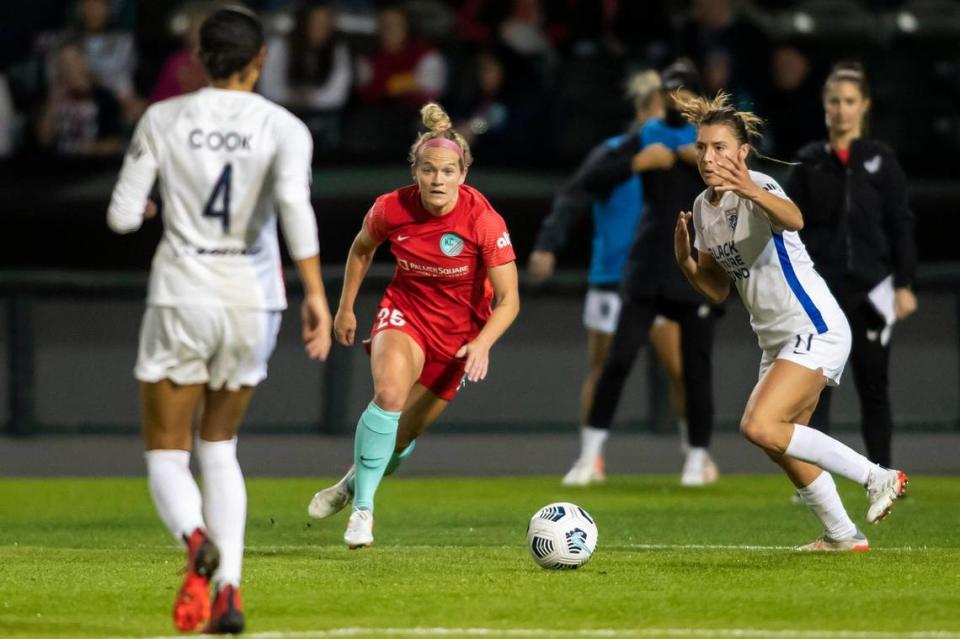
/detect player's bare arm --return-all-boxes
[295,254,333,361]
[456,261,520,382]
[674,212,729,305]
[335,225,382,346]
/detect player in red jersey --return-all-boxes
[308,102,520,548]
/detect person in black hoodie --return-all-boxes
[560,59,722,487]
[785,62,917,467]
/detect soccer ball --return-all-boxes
[526,502,598,569]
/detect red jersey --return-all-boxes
[365,183,516,359]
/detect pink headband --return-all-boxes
[419,137,464,159]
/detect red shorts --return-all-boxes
[366,303,467,401]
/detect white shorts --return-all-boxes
[135,306,282,391]
[582,289,621,334]
[758,323,851,387]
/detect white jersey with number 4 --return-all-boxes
[108,87,319,310]
[692,171,846,350]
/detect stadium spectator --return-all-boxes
[307,102,520,549]
[55,0,142,120]
[106,8,332,632]
[764,42,821,158]
[259,1,352,151]
[786,62,917,467]
[674,90,908,551]
[454,48,546,160]
[528,70,695,485]
[678,0,772,109]
[355,5,446,111]
[35,41,124,156]
[561,60,722,487]
[148,6,210,103]
[260,2,352,110]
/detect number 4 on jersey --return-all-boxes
[203,163,232,232]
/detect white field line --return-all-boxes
[109,626,960,639]
[235,543,932,553]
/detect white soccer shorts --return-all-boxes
[758,319,852,387]
[135,306,282,390]
[582,289,622,335]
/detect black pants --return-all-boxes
[809,300,893,467]
[587,296,716,447]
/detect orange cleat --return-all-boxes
[205,584,245,634]
[173,528,220,632]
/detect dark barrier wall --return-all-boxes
[1,272,957,435]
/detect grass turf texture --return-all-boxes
[0,475,958,639]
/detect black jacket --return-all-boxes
[785,138,917,299]
[574,129,704,303]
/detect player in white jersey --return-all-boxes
[107,8,332,633]
[671,91,907,551]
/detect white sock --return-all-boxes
[579,426,609,463]
[145,449,204,543]
[784,424,872,485]
[798,471,858,540]
[677,418,690,454]
[198,438,246,588]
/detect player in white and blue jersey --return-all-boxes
[673,91,908,551]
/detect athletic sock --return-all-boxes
[578,425,609,464]
[677,418,690,454]
[384,441,416,477]
[798,471,858,540]
[345,440,415,494]
[144,449,205,543]
[197,438,246,588]
[784,424,872,485]
[353,401,401,512]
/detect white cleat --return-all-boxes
[866,468,909,524]
[308,467,355,520]
[798,529,870,552]
[680,450,719,487]
[344,509,374,549]
[561,456,605,487]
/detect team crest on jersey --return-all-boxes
[725,208,738,230]
[439,233,465,257]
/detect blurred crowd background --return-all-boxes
[1,0,959,174]
[0,0,958,436]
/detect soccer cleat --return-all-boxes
[798,529,870,552]
[173,528,220,632]
[866,468,909,524]
[204,584,245,634]
[561,456,605,487]
[344,509,374,549]
[680,450,720,487]
[594,455,606,482]
[308,466,355,520]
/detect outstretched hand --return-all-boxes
[674,211,693,265]
[302,294,333,360]
[333,307,357,346]
[712,149,759,200]
[455,338,492,382]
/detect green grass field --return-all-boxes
[1,475,958,639]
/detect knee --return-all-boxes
[373,385,408,413]
[740,413,776,450]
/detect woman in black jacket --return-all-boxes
[786,62,917,467]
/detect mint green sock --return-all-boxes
[385,441,417,477]
[348,440,415,494]
[353,401,400,512]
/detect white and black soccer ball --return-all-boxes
[526,502,598,569]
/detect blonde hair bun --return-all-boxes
[421,103,452,132]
